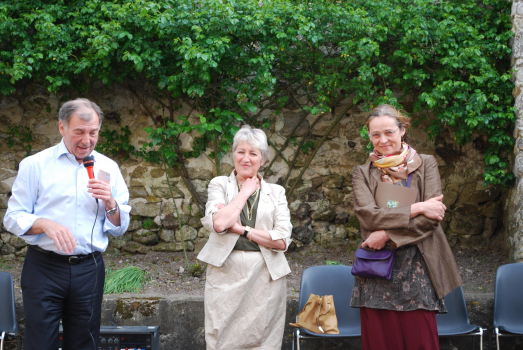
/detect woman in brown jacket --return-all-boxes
[350,105,462,350]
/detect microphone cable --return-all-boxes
[87,198,99,350]
[82,155,99,350]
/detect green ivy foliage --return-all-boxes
[7,125,33,156]
[0,0,515,187]
[95,125,135,160]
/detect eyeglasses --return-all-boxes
[369,128,400,141]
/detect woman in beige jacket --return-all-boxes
[350,105,462,350]
[197,125,292,350]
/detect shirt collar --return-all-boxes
[56,139,70,159]
[56,138,96,162]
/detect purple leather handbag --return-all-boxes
[351,173,412,280]
[351,247,395,279]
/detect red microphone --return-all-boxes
[83,156,95,179]
[83,156,98,203]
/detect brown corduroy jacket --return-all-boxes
[352,154,462,299]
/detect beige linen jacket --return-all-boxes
[197,171,293,281]
[352,154,462,299]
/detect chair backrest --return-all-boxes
[493,263,523,329]
[298,265,360,335]
[436,286,476,335]
[0,271,18,334]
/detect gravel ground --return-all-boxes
[0,241,509,298]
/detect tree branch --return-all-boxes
[120,83,160,127]
[282,112,326,187]
[176,146,205,214]
[287,102,354,199]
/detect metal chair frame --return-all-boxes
[494,327,523,350]
[0,331,21,350]
[438,327,485,350]
[292,321,361,350]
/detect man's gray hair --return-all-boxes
[232,125,270,163]
[58,98,104,128]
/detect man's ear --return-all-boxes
[59,120,66,137]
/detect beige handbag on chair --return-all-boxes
[289,294,340,334]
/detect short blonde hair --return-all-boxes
[232,125,270,163]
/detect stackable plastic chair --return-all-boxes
[292,265,361,350]
[0,272,21,350]
[436,286,485,350]
[493,263,523,349]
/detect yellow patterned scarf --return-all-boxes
[369,143,422,183]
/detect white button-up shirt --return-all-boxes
[3,140,131,255]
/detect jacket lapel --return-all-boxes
[226,171,237,205]
[255,176,271,228]
[370,165,382,194]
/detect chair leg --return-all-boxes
[296,329,301,350]
[479,327,483,350]
[495,327,500,350]
[1,331,5,350]
[292,330,295,350]
[16,334,21,350]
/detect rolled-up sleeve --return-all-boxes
[267,185,293,252]
[200,177,228,234]
[103,166,131,237]
[3,158,41,242]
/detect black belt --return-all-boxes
[29,245,101,265]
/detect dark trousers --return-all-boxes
[360,307,439,350]
[21,247,105,350]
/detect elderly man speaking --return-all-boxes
[4,98,131,350]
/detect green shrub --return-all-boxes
[0,0,514,187]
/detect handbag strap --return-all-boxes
[406,173,413,188]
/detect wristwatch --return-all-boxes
[106,202,119,216]
[243,225,251,237]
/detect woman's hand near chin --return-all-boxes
[239,175,259,196]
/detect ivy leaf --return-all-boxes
[243,102,257,113]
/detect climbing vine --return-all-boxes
[6,125,33,157]
[0,0,515,188]
[95,125,136,161]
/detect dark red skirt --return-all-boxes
[360,307,439,350]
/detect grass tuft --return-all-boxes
[325,260,343,265]
[104,266,150,294]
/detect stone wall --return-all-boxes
[9,293,523,350]
[505,0,523,263]
[0,83,506,259]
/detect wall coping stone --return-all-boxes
[12,292,522,350]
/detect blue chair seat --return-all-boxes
[496,325,523,335]
[292,265,360,349]
[493,263,523,349]
[0,271,21,350]
[436,286,484,349]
